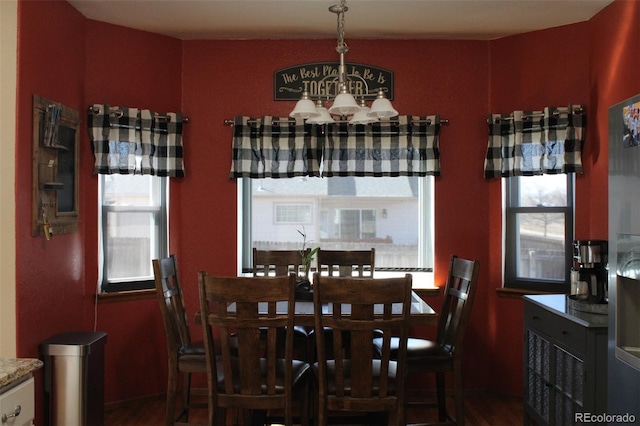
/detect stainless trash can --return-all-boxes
[41,331,107,426]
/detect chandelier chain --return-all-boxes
[334,0,348,54]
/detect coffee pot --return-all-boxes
[572,240,608,303]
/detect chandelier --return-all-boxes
[289,0,398,124]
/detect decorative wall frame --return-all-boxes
[32,94,79,238]
[274,62,394,101]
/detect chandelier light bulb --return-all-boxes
[290,92,319,119]
[349,99,379,124]
[329,91,360,116]
[307,100,336,124]
[368,89,398,119]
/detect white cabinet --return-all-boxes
[0,377,35,426]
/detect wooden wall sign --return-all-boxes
[274,62,394,101]
[32,94,79,238]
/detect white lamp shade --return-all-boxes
[290,98,319,119]
[368,97,398,119]
[307,107,335,124]
[328,92,360,116]
[349,107,378,124]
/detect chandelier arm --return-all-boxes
[223,118,450,126]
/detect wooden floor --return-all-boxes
[104,392,524,425]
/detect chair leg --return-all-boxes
[435,372,447,423]
[182,372,191,422]
[211,406,224,426]
[299,380,310,426]
[166,366,178,426]
[452,369,464,426]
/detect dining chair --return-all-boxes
[253,248,310,360]
[198,272,311,426]
[153,255,207,426]
[374,255,480,426]
[312,272,413,426]
[308,248,376,361]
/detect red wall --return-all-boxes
[180,38,492,393]
[16,1,184,420]
[16,1,87,422]
[16,0,86,351]
[487,22,593,395]
[588,0,640,237]
[83,20,184,403]
[14,0,640,421]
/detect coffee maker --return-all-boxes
[572,240,608,304]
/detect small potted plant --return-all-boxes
[297,226,319,297]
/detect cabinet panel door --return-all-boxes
[0,377,35,426]
[554,346,584,425]
[526,329,551,423]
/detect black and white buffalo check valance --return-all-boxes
[229,115,441,179]
[88,104,185,177]
[484,105,585,178]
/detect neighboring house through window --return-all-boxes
[240,175,434,281]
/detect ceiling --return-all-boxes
[67,0,613,41]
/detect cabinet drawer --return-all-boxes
[525,303,587,355]
[0,377,35,426]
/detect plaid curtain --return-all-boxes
[229,115,440,178]
[484,105,585,178]
[323,115,440,177]
[88,104,185,177]
[229,116,322,178]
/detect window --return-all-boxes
[275,203,312,224]
[334,209,377,239]
[99,174,168,292]
[239,176,434,278]
[504,174,574,292]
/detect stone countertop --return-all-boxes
[524,294,609,328]
[0,358,43,389]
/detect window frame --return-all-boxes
[238,176,435,277]
[504,174,575,292]
[98,174,169,293]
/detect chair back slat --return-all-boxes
[313,273,412,425]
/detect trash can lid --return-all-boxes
[41,331,107,356]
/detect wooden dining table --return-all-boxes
[197,290,437,327]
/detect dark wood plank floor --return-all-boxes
[104,392,524,425]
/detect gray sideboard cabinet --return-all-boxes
[523,295,608,426]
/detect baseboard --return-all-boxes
[104,388,521,413]
[104,393,165,411]
[104,388,210,412]
[407,388,522,401]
